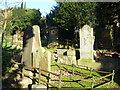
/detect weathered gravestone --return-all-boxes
[56,49,77,65]
[48,27,58,43]
[33,47,51,70]
[78,25,101,70]
[79,25,94,61]
[22,25,41,66]
[67,50,77,65]
[32,47,51,88]
[47,27,58,48]
[22,25,51,87]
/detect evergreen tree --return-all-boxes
[47,2,97,45]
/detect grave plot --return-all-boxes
[50,63,116,88]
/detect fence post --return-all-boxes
[91,76,94,88]
[39,63,41,85]
[33,68,36,84]
[89,68,92,77]
[58,62,62,88]
[58,69,62,88]
[19,63,24,78]
[72,64,74,76]
[112,70,115,84]
[47,73,50,89]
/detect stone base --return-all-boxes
[18,77,32,88]
[32,84,47,90]
[78,59,101,70]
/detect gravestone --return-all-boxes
[67,50,77,65]
[22,25,51,87]
[33,47,51,71]
[22,25,41,66]
[47,27,58,48]
[78,25,101,70]
[48,27,58,43]
[33,47,51,84]
[79,25,94,61]
[56,49,77,65]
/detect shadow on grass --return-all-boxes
[96,55,120,87]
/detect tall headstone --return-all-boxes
[22,25,41,66]
[78,25,101,69]
[79,25,94,61]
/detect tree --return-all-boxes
[7,8,41,35]
[47,2,97,46]
[96,2,120,51]
[0,0,24,45]
[0,1,42,44]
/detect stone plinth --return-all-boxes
[32,84,47,90]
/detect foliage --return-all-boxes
[47,2,97,28]
[96,2,120,27]
[2,39,22,75]
[4,7,41,35]
[46,2,120,50]
[2,40,14,74]
[46,2,97,45]
[96,2,120,51]
[40,16,47,31]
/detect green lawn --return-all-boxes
[51,61,119,88]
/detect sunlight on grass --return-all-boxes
[51,61,119,88]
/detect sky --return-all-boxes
[24,0,57,16]
[0,0,57,16]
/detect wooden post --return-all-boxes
[89,68,92,77]
[112,70,115,84]
[47,73,50,89]
[72,64,74,76]
[58,62,62,88]
[22,64,24,78]
[39,63,41,85]
[19,64,24,78]
[58,69,62,88]
[91,76,94,88]
[33,68,36,84]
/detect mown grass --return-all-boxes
[51,60,119,88]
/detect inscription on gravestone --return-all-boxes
[78,25,95,65]
[78,25,101,70]
[79,25,94,61]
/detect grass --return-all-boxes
[2,41,119,88]
[44,47,57,53]
[51,60,119,88]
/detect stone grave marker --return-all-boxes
[67,50,77,65]
[78,25,101,70]
[48,27,58,43]
[22,25,51,87]
[79,25,94,61]
[33,47,51,85]
[22,25,41,66]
